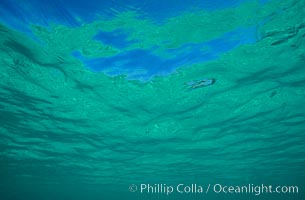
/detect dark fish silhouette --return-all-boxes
[186,78,216,90]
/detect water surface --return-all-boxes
[0,0,305,199]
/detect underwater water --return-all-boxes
[0,0,305,199]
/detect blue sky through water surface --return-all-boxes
[0,0,255,27]
[0,0,263,80]
[73,26,258,80]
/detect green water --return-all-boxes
[0,0,305,199]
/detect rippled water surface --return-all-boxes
[0,0,305,199]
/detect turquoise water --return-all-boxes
[0,0,305,199]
